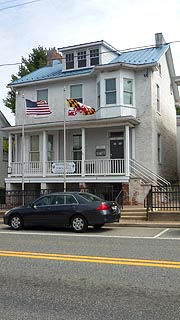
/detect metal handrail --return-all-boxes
[115,190,124,210]
[129,158,170,187]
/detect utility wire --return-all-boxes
[0,0,41,11]
[0,0,24,5]
[1,40,180,68]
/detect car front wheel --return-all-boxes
[71,215,87,233]
[10,215,24,230]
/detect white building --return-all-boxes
[0,111,11,188]
[4,33,180,204]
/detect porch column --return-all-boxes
[8,134,12,177]
[56,130,59,161]
[132,127,136,159]
[125,125,130,176]
[81,128,85,176]
[15,135,18,162]
[42,131,47,177]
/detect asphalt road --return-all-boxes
[1,224,180,320]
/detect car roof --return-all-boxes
[41,192,89,196]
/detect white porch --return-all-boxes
[5,117,140,189]
[9,158,125,177]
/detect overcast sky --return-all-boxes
[1,0,180,125]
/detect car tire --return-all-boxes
[10,214,24,230]
[71,215,87,233]
[93,224,104,229]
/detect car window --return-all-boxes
[54,195,64,205]
[34,195,53,207]
[78,193,102,202]
[64,195,78,204]
[53,195,78,205]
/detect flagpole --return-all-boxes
[63,86,66,192]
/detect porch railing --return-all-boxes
[10,159,125,177]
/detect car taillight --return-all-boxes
[96,203,109,210]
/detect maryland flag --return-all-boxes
[67,99,96,116]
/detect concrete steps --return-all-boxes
[121,206,147,221]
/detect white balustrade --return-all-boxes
[10,159,125,177]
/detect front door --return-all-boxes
[110,140,124,159]
[110,140,124,173]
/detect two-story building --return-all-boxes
[4,33,180,203]
[0,111,11,189]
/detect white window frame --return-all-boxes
[97,81,100,108]
[66,52,74,69]
[157,133,162,163]
[123,78,133,105]
[78,50,86,68]
[47,135,54,162]
[36,89,48,102]
[105,78,116,105]
[29,135,39,161]
[156,84,160,113]
[90,48,99,66]
[70,84,83,103]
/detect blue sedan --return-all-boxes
[3,192,120,232]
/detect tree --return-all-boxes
[3,46,48,113]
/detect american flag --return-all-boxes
[26,99,52,115]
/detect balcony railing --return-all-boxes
[10,159,125,177]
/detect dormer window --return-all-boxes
[66,53,74,69]
[78,51,86,68]
[90,48,99,66]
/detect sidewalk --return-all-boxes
[106,220,180,228]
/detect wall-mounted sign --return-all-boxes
[96,145,106,156]
[52,162,75,174]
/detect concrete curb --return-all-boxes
[106,222,180,228]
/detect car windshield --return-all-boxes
[78,193,103,202]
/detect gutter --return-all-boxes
[1,115,140,134]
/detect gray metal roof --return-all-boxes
[111,44,169,65]
[9,44,170,86]
[10,63,93,86]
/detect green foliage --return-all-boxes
[176,107,180,115]
[3,46,48,114]
[3,138,8,153]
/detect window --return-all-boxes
[78,51,86,68]
[54,194,78,205]
[37,89,48,102]
[110,132,124,138]
[70,84,83,103]
[35,195,53,206]
[3,138,8,161]
[123,79,133,105]
[29,135,39,161]
[66,53,74,69]
[90,48,99,66]
[73,135,82,160]
[156,84,160,112]
[97,81,100,108]
[105,78,116,104]
[157,133,161,163]
[158,64,162,77]
[47,135,54,161]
